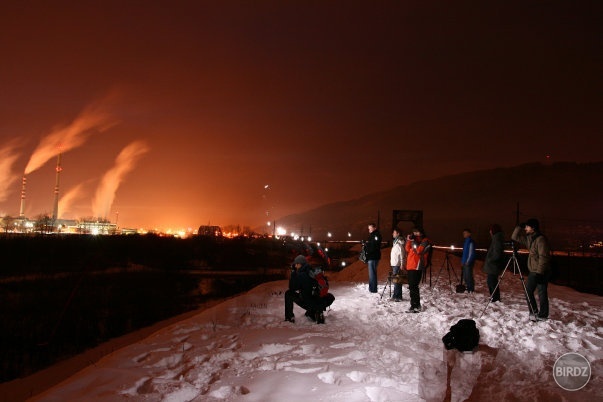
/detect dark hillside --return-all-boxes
[275,162,603,248]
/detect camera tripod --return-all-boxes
[431,251,459,292]
[478,244,536,319]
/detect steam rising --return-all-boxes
[0,142,20,203]
[58,183,85,219]
[92,141,149,219]
[24,101,118,175]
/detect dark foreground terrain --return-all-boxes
[0,234,306,382]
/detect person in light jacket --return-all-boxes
[389,228,406,301]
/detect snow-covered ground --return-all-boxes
[27,251,603,401]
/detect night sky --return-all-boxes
[0,1,600,230]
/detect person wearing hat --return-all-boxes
[284,255,335,324]
[511,218,552,321]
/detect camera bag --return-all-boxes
[442,319,480,352]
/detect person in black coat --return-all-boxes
[364,223,382,293]
[483,224,505,302]
[284,255,335,324]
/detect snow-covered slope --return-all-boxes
[29,251,602,401]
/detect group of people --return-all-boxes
[368,219,552,320]
[367,223,432,313]
[283,217,552,324]
[479,219,552,321]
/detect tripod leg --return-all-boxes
[432,260,447,290]
[478,257,512,319]
[380,275,391,300]
[516,262,538,317]
[445,255,459,292]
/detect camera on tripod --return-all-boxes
[503,240,518,251]
[389,270,407,285]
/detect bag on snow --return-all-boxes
[442,319,480,352]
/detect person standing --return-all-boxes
[511,218,552,321]
[404,227,431,313]
[389,228,406,301]
[483,224,505,302]
[365,223,382,293]
[460,228,476,293]
[284,255,335,324]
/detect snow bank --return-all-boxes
[28,250,603,401]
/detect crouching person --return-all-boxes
[285,255,335,324]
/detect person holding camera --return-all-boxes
[511,218,552,321]
[404,227,431,313]
[284,255,335,324]
[461,228,476,293]
[389,228,406,301]
[365,223,382,293]
[483,224,505,302]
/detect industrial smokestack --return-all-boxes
[52,152,62,221]
[19,175,26,218]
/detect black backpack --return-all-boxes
[442,319,480,352]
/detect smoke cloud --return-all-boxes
[24,100,118,175]
[92,141,149,219]
[0,142,21,203]
[58,183,85,219]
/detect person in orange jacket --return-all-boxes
[404,227,432,313]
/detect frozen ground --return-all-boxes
[23,251,603,401]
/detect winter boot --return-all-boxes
[315,311,325,324]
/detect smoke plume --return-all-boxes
[58,183,85,219]
[24,100,118,175]
[92,141,149,219]
[0,142,21,203]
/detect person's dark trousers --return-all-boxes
[285,290,335,319]
[284,289,301,319]
[392,266,402,299]
[462,264,474,292]
[407,270,422,309]
[486,274,500,302]
[526,272,549,318]
[368,259,378,293]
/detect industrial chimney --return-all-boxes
[19,176,26,218]
[52,152,62,221]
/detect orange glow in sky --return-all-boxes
[0,2,600,230]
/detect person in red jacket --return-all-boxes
[404,227,432,313]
